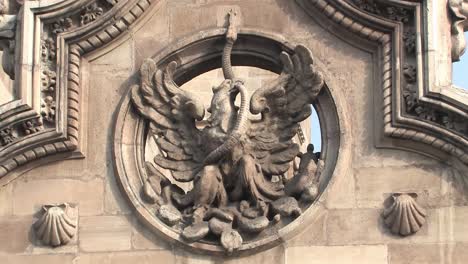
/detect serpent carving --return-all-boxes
[130,10,325,253]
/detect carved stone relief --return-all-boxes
[0,0,18,80]
[383,193,426,236]
[0,0,466,187]
[115,11,329,254]
[0,0,155,183]
[449,0,468,61]
[33,203,78,247]
[0,0,465,261]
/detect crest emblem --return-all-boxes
[114,11,327,254]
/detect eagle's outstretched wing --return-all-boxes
[131,59,206,182]
[247,45,324,176]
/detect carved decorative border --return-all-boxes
[0,0,156,184]
[297,0,468,164]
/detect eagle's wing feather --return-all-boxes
[247,45,324,176]
[131,59,206,182]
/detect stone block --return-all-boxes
[74,251,174,264]
[104,173,131,215]
[168,5,215,38]
[452,243,468,264]
[355,165,442,208]
[0,254,75,264]
[12,178,104,216]
[216,5,242,27]
[131,219,170,250]
[453,206,468,242]
[17,159,93,181]
[174,245,285,264]
[286,245,387,264]
[0,184,12,216]
[388,244,445,264]
[79,215,132,252]
[0,216,32,254]
[286,208,327,247]
[326,209,385,245]
[239,1,290,34]
[133,1,170,66]
[323,170,356,209]
[90,39,134,74]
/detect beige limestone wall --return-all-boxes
[0,0,467,263]
[0,50,14,104]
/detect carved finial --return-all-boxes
[34,203,77,247]
[383,193,426,236]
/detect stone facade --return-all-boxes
[0,0,467,263]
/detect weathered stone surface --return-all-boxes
[0,184,12,216]
[286,208,327,247]
[90,40,134,74]
[181,222,210,242]
[237,215,269,233]
[208,217,232,236]
[131,220,170,250]
[452,243,468,264]
[79,216,132,252]
[323,169,356,209]
[286,245,388,264]
[174,244,285,264]
[388,244,444,264]
[271,197,301,217]
[74,251,174,264]
[355,165,443,208]
[0,216,32,253]
[12,178,104,216]
[168,4,215,37]
[453,206,468,242]
[327,209,385,245]
[157,204,182,226]
[220,229,243,253]
[133,1,170,66]
[104,175,131,215]
[0,254,75,264]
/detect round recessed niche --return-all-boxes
[113,29,340,255]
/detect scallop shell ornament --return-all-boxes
[34,203,77,247]
[383,193,426,236]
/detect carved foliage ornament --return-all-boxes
[126,12,325,253]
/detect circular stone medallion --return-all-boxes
[113,28,339,255]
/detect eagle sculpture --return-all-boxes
[131,11,324,253]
